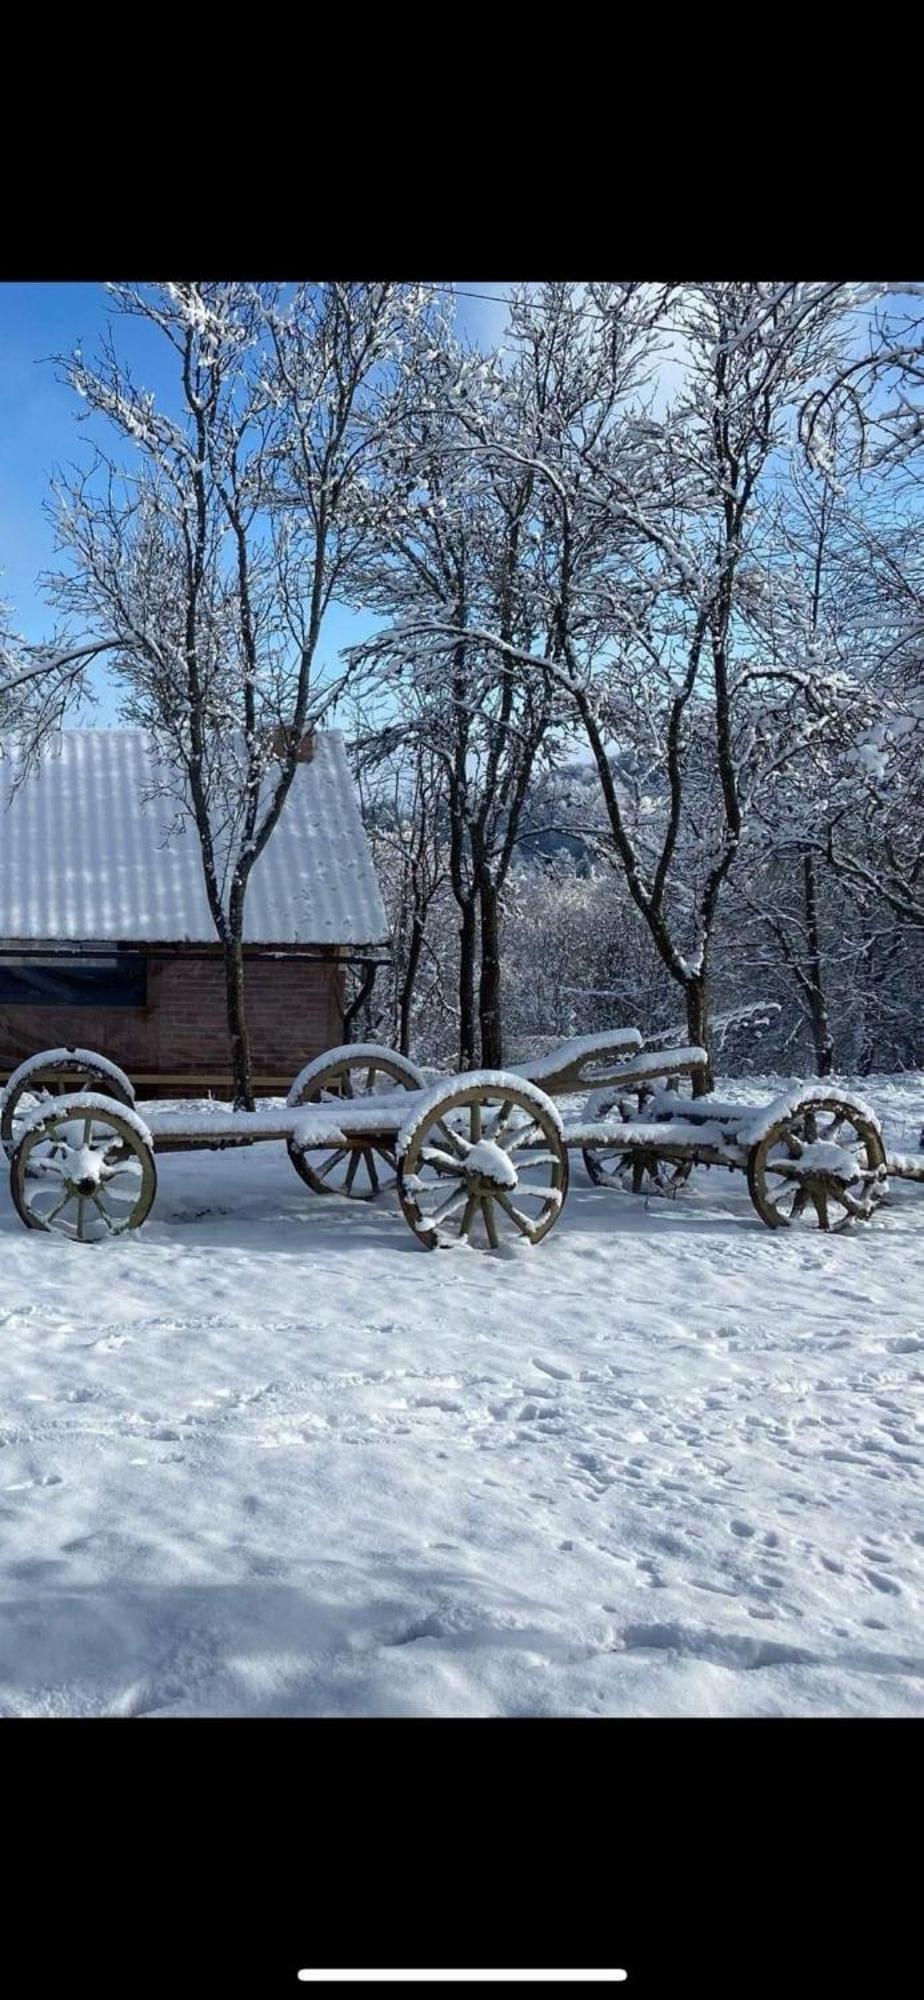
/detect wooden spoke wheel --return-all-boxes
[286,1045,426,1200]
[2,1051,136,1164]
[582,1082,693,1196]
[747,1096,887,1232]
[10,1097,157,1241]
[397,1078,569,1251]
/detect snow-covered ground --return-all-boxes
[1,1070,923,1718]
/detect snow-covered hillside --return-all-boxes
[1,1071,922,1717]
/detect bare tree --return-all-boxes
[354,737,449,1055]
[1,602,104,748]
[17,281,431,1106]
[801,284,924,479]
[411,284,857,1085]
[346,306,583,1067]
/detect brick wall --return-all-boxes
[0,951,345,1093]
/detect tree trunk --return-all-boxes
[685,976,713,1095]
[343,960,377,1045]
[399,923,424,1057]
[803,850,834,1076]
[458,897,477,1071]
[223,935,255,1111]
[478,875,503,1068]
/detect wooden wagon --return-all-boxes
[0,1031,906,1248]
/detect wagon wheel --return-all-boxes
[747,1096,887,1233]
[10,1097,157,1241]
[286,1046,426,1199]
[397,1078,568,1251]
[582,1081,693,1196]
[1,1051,135,1164]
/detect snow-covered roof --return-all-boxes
[0,728,389,948]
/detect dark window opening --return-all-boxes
[0,957,148,1008]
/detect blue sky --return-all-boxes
[0,281,512,722]
[7,281,893,729]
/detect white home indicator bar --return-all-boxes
[298,1976,628,1986]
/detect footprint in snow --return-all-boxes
[4,1472,63,1490]
[621,1621,816,1670]
[865,1569,902,1596]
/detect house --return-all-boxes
[0,728,389,1096]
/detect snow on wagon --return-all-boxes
[0,1029,901,1247]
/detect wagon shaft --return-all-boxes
[566,1117,746,1170]
[146,1099,409,1151]
[516,1028,643,1095]
[886,1151,924,1182]
[580,1045,709,1108]
[765,1155,880,1187]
